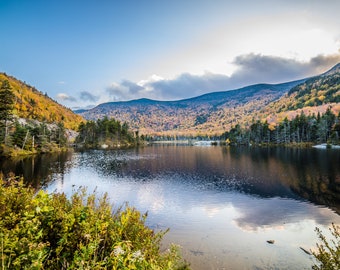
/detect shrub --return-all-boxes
[312,223,340,270]
[0,175,189,269]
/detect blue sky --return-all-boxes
[1,0,340,109]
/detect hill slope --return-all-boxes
[80,80,303,136]
[0,73,83,130]
[258,63,340,125]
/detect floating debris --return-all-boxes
[190,250,204,256]
[300,247,312,255]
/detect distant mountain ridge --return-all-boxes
[78,63,340,136]
[79,80,304,136]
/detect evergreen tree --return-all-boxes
[221,110,340,146]
[75,118,137,148]
[0,80,15,145]
[12,121,28,148]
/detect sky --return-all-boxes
[1,0,340,109]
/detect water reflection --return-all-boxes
[220,147,340,213]
[60,146,339,214]
[1,146,339,269]
[0,151,73,188]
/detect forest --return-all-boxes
[0,80,138,156]
[0,111,138,156]
[2,69,340,155]
[143,107,340,146]
[221,108,340,146]
[0,73,83,130]
[75,117,139,148]
[0,79,69,155]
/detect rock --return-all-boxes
[267,240,275,244]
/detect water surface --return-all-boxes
[1,146,339,269]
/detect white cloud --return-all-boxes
[230,52,340,84]
[56,93,77,102]
[146,10,340,79]
[103,52,340,102]
[137,74,164,89]
[106,82,132,101]
[79,91,99,102]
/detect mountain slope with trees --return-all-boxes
[0,73,83,130]
[0,73,140,156]
[0,74,85,156]
[220,63,340,146]
[256,63,340,127]
[79,64,340,141]
[79,80,303,136]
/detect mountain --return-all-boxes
[0,73,83,130]
[257,63,340,126]
[79,80,304,136]
[288,63,340,106]
[79,64,340,136]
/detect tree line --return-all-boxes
[221,108,340,146]
[2,77,340,154]
[0,80,140,155]
[75,117,138,148]
[128,109,340,146]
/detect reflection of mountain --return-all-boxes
[217,147,340,214]
[75,146,340,214]
[2,146,338,231]
[285,153,340,215]
[88,167,337,231]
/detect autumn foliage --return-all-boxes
[0,175,189,269]
[0,73,83,130]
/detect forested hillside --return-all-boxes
[219,64,340,145]
[0,73,140,155]
[0,74,84,156]
[79,81,302,136]
[0,73,83,130]
[257,63,340,127]
[222,108,340,146]
[288,63,340,107]
[78,63,340,143]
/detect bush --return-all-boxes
[0,175,189,269]
[312,223,340,270]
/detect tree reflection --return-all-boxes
[221,147,340,214]
[0,151,74,188]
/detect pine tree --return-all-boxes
[0,80,15,144]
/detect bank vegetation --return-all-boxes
[0,175,189,269]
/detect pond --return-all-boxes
[1,145,340,269]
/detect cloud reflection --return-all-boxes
[130,176,339,232]
[137,183,165,213]
[44,149,340,235]
[230,197,337,231]
[132,177,339,232]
